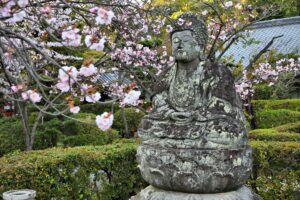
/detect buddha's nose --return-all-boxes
[178,41,184,49]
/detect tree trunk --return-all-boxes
[121,107,130,138]
[246,97,257,129]
[17,101,33,150]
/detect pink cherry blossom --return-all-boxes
[202,10,208,16]
[86,92,101,103]
[79,64,97,77]
[11,84,23,93]
[225,1,233,8]
[56,81,70,92]
[95,8,115,25]
[70,106,80,114]
[7,10,27,23]
[40,6,51,14]
[58,66,78,82]
[166,25,173,33]
[62,28,82,47]
[29,91,42,103]
[85,35,105,51]
[0,7,10,18]
[89,7,98,13]
[177,18,185,26]
[21,90,42,103]
[17,0,29,8]
[21,91,29,100]
[96,112,114,131]
[122,90,141,106]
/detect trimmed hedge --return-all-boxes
[61,113,119,147]
[249,129,300,142]
[252,99,300,112]
[255,109,300,128]
[275,121,300,133]
[0,139,146,200]
[249,140,300,200]
[1,139,299,200]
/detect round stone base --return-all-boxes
[130,185,262,200]
[137,144,252,193]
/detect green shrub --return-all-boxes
[252,99,300,112]
[249,141,300,200]
[253,83,273,100]
[249,129,300,141]
[0,139,146,200]
[34,128,61,150]
[1,138,299,200]
[255,109,300,128]
[113,108,145,137]
[61,113,119,147]
[79,103,117,115]
[33,118,63,149]
[0,116,25,157]
[275,121,300,133]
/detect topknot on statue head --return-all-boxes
[171,12,208,49]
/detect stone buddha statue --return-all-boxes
[139,13,247,150]
[133,12,257,200]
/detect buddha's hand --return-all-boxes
[170,111,192,122]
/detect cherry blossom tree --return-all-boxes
[0,0,288,149]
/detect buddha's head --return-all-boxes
[171,12,208,62]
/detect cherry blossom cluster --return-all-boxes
[0,0,278,131]
[235,58,300,102]
[0,0,28,24]
[252,58,300,86]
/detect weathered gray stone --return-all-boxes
[130,186,260,200]
[137,144,252,193]
[135,12,255,198]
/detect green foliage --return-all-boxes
[79,103,115,115]
[33,118,63,150]
[252,83,273,100]
[255,109,300,128]
[0,140,146,200]
[252,99,300,112]
[34,128,61,150]
[248,0,300,18]
[248,141,300,200]
[275,121,300,133]
[61,113,119,147]
[251,99,300,128]
[113,108,145,137]
[249,129,300,141]
[0,116,25,157]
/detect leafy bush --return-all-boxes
[79,103,116,115]
[61,113,119,147]
[0,116,25,157]
[255,109,300,128]
[33,118,63,149]
[0,139,146,200]
[275,121,300,133]
[249,129,300,141]
[249,140,300,200]
[113,108,145,137]
[253,83,274,100]
[252,99,300,112]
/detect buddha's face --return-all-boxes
[172,30,202,63]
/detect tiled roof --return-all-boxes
[98,72,131,85]
[223,16,300,66]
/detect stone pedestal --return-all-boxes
[137,144,252,193]
[130,186,261,200]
